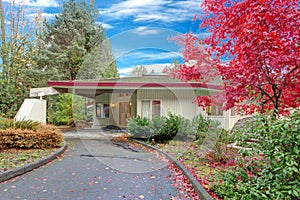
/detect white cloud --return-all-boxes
[123,51,180,62]
[101,23,114,30]
[3,0,59,7]
[104,0,201,23]
[118,67,133,74]
[132,26,160,35]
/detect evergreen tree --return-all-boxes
[40,0,107,80]
[77,39,118,79]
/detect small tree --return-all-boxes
[167,0,300,117]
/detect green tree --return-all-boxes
[77,39,118,79]
[0,1,49,117]
[50,94,87,126]
[39,0,106,80]
[130,65,147,77]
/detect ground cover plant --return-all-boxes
[0,148,59,172]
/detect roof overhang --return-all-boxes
[47,80,223,98]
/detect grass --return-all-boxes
[0,148,59,172]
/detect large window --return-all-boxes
[96,103,109,118]
[206,105,223,116]
[141,100,161,119]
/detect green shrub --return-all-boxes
[211,128,235,162]
[211,112,300,199]
[128,113,195,142]
[0,118,14,130]
[0,119,40,131]
[192,114,221,142]
[127,116,151,138]
[154,113,181,142]
[148,115,166,137]
[0,124,64,149]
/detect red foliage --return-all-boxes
[168,0,300,116]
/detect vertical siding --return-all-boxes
[137,89,201,120]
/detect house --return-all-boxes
[46,75,242,130]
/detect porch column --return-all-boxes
[92,100,100,128]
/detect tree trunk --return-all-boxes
[0,0,7,78]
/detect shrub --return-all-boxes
[192,114,221,142]
[0,124,64,149]
[211,128,235,162]
[0,118,14,130]
[211,112,300,199]
[127,116,151,138]
[154,113,181,142]
[128,113,195,142]
[148,115,166,137]
[0,119,40,131]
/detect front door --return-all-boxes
[119,102,131,126]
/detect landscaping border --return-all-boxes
[131,139,214,200]
[0,141,68,183]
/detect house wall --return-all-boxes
[94,89,241,130]
[137,89,241,130]
[137,89,204,120]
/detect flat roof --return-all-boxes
[47,76,223,98]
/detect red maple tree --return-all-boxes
[168,0,300,116]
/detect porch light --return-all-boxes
[129,101,132,106]
[111,103,116,108]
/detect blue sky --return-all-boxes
[3,0,207,76]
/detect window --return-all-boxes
[152,100,161,116]
[141,100,161,119]
[206,105,223,116]
[230,108,237,116]
[96,103,109,118]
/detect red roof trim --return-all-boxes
[47,81,223,90]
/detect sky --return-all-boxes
[3,0,207,76]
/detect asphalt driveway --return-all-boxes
[0,135,180,200]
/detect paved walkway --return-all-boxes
[0,129,180,200]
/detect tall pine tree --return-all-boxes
[40,0,118,80]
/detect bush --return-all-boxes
[192,114,221,143]
[154,113,181,142]
[0,124,64,149]
[211,112,300,199]
[128,113,195,142]
[127,116,151,138]
[0,119,40,131]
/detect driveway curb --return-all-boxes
[0,141,68,183]
[131,139,214,200]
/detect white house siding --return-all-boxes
[137,89,203,120]
[137,88,241,130]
